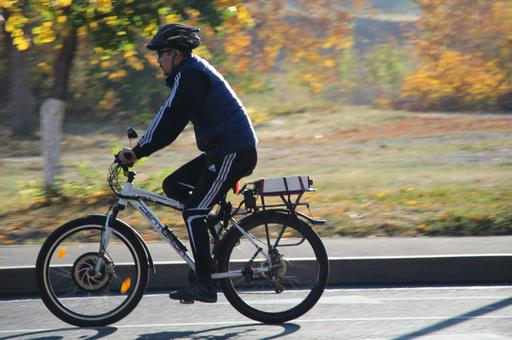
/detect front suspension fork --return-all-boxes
[94,204,123,273]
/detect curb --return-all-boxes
[2,255,512,296]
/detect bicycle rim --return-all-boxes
[220,213,328,321]
[40,224,144,323]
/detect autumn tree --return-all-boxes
[203,0,355,95]
[401,0,512,111]
[0,0,229,188]
[1,1,38,138]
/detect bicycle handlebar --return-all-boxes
[114,152,133,171]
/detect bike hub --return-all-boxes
[72,252,113,291]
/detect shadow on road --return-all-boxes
[392,296,512,340]
[134,322,300,340]
[0,326,117,340]
[0,323,299,340]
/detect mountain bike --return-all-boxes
[35,128,329,327]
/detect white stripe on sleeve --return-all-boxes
[138,72,182,147]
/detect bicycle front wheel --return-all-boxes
[36,215,148,327]
[218,212,329,323]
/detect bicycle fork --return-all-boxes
[94,203,123,274]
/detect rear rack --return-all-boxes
[238,176,326,226]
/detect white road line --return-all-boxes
[2,316,512,334]
[325,286,512,292]
[2,286,512,304]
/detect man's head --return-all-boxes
[148,24,201,76]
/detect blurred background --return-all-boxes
[0,0,511,244]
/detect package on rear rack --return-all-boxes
[256,176,311,196]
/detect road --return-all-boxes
[1,286,512,339]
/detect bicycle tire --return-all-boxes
[218,211,329,323]
[36,215,148,327]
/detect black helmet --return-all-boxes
[147,23,201,51]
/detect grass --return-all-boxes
[1,105,511,244]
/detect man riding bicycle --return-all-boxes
[118,23,258,303]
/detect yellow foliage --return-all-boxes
[337,37,354,50]
[98,90,120,110]
[0,0,18,9]
[246,106,269,124]
[126,57,144,71]
[210,0,354,92]
[143,23,159,38]
[56,15,67,24]
[105,16,118,25]
[164,13,182,24]
[108,69,128,80]
[13,36,30,51]
[100,60,112,69]
[37,62,51,72]
[55,0,72,7]
[374,190,390,198]
[404,0,512,110]
[324,59,335,67]
[10,28,23,37]
[123,49,135,58]
[403,47,511,109]
[235,4,254,28]
[94,0,113,13]
[5,12,29,30]
[194,45,213,60]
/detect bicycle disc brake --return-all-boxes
[265,249,287,293]
[72,252,113,291]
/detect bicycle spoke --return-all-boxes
[273,225,287,248]
[222,216,325,316]
[43,225,142,318]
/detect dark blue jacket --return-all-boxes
[133,55,258,158]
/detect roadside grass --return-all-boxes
[1,105,511,244]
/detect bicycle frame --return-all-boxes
[100,178,272,280]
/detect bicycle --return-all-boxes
[36,128,329,327]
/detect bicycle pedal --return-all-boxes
[180,299,194,304]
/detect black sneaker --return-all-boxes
[169,282,217,303]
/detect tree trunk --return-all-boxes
[52,27,77,100]
[4,19,37,139]
[41,27,78,187]
[41,98,65,186]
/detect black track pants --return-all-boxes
[162,148,257,286]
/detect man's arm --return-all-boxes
[133,69,210,159]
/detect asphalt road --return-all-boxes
[3,236,512,267]
[1,286,512,339]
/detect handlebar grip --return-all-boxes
[114,153,130,169]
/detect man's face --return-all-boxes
[157,49,176,76]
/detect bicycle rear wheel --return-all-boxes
[36,215,148,327]
[218,212,328,323]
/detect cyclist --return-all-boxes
[118,23,258,303]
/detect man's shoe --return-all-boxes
[169,282,217,303]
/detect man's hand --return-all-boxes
[118,147,138,167]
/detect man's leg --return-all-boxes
[170,149,257,302]
[162,154,205,202]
